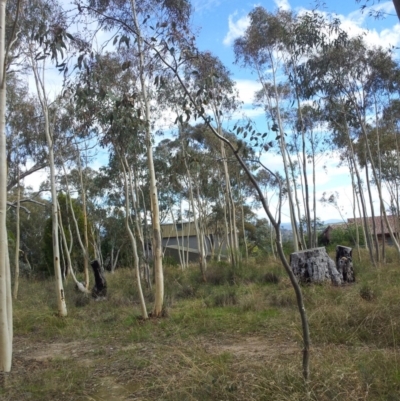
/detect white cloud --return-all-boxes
[235,79,262,104]
[223,13,250,46]
[274,0,291,11]
[191,0,223,13]
[297,2,400,49]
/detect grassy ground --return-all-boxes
[2,249,400,400]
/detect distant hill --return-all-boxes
[280,219,342,231]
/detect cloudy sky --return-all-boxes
[184,0,400,224]
[26,0,400,224]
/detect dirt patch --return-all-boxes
[204,335,301,360]
[13,338,98,369]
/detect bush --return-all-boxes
[205,287,238,307]
[262,272,280,284]
[359,284,376,301]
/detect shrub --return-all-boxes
[262,272,280,284]
[359,284,376,301]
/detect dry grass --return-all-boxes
[2,248,400,400]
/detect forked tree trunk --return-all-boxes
[58,202,89,294]
[120,154,148,319]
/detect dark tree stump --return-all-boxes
[336,245,355,283]
[290,247,342,285]
[91,260,107,299]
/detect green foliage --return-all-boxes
[333,225,365,246]
[41,192,95,275]
[6,250,400,401]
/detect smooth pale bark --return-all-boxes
[287,151,305,249]
[61,162,91,279]
[364,157,380,262]
[13,177,20,300]
[358,116,400,256]
[120,156,148,319]
[31,60,67,317]
[374,98,386,263]
[257,61,299,251]
[130,163,151,288]
[182,145,207,279]
[331,106,375,264]
[58,203,90,294]
[348,157,362,261]
[220,168,231,262]
[0,0,12,373]
[238,178,249,263]
[310,130,318,248]
[75,148,90,288]
[169,206,184,269]
[130,0,163,315]
[220,140,238,267]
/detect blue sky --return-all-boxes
[26,0,400,224]
[180,0,400,223]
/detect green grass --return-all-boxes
[3,249,400,400]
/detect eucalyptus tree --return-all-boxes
[78,0,193,315]
[72,49,152,315]
[0,0,23,373]
[374,101,400,217]
[234,8,302,251]
[186,52,242,267]
[6,76,48,192]
[301,29,400,258]
[77,0,311,377]
[28,55,69,316]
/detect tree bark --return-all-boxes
[31,58,67,317]
[290,247,342,285]
[0,0,13,373]
[13,174,20,300]
[336,245,355,283]
[130,0,163,315]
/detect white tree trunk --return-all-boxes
[130,0,163,315]
[31,59,67,317]
[13,172,20,300]
[0,0,13,372]
[120,156,148,319]
[58,203,89,293]
[75,147,90,289]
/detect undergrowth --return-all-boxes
[2,248,400,400]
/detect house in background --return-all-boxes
[347,215,400,244]
[160,221,227,263]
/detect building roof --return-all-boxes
[347,215,400,236]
